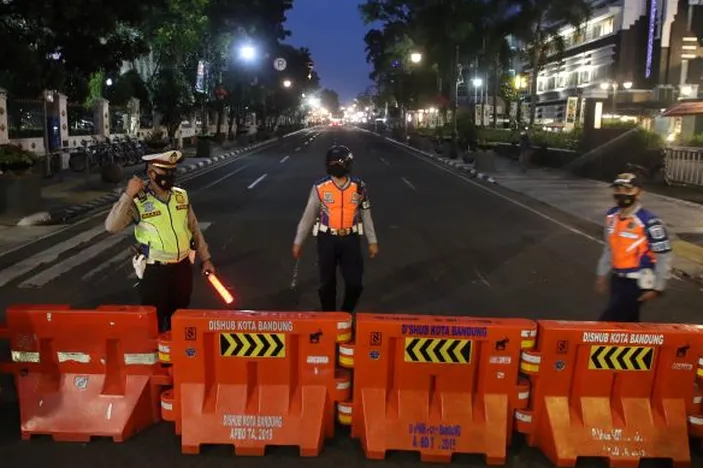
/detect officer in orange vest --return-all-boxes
[292,145,379,312]
[595,172,673,322]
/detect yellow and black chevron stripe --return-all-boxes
[588,345,654,371]
[404,338,472,364]
[220,333,285,358]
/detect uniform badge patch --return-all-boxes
[143,201,155,212]
[175,193,185,203]
[323,192,334,203]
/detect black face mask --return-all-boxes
[327,165,349,178]
[614,193,636,208]
[151,170,176,190]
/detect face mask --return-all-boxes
[328,165,348,178]
[151,170,176,190]
[614,193,636,208]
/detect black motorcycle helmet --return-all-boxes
[326,145,353,177]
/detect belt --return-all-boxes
[613,271,640,279]
[328,228,356,236]
[146,258,186,266]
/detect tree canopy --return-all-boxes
[1,0,342,138]
[358,0,591,125]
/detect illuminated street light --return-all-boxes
[623,82,633,89]
[600,82,610,90]
[105,78,113,87]
[239,44,256,61]
[410,52,422,64]
[472,78,483,87]
[282,79,292,88]
[308,96,321,108]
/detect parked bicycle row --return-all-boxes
[67,135,148,172]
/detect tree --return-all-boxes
[320,89,341,113]
[509,0,591,124]
[0,0,164,97]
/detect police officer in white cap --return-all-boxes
[105,150,215,332]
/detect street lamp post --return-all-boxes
[282,79,292,88]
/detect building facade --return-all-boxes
[522,0,703,124]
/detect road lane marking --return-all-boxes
[383,136,602,244]
[0,226,106,287]
[0,135,307,261]
[247,173,268,190]
[280,155,290,163]
[380,157,390,166]
[19,230,134,288]
[401,177,416,191]
[295,147,301,151]
[196,164,252,191]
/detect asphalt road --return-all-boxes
[0,126,701,467]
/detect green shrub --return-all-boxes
[685,133,703,147]
[0,144,38,172]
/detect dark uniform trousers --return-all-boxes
[317,232,364,312]
[139,258,193,332]
[598,275,642,323]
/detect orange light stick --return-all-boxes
[205,272,234,304]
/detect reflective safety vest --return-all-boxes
[605,206,665,274]
[134,187,192,263]
[314,176,365,234]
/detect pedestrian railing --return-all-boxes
[663,146,703,188]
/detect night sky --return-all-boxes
[285,0,373,104]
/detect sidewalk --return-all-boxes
[382,134,703,285]
[476,155,703,284]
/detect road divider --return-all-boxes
[2,306,703,466]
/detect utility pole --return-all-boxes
[451,44,460,158]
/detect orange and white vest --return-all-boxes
[313,176,366,234]
[605,206,671,275]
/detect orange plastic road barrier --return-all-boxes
[164,310,352,456]
[0,304,169,442]
[339,313,536,464]
[516,320,703,467]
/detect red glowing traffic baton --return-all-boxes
[205,271,234,304]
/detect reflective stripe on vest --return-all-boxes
[315,179,361,230]
[607,213,654,272]
[134,188,191,263]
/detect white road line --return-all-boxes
[387,137,602,244]
[380,157,390,166]
[127,223,212,280]
[20,231,133,288]
[247,173,268,190]
[401,177,416,191]
[0,226,106,287]
[196,164,252,191]
[280,155,290,163]
[295,147,301,151]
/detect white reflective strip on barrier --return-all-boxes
[161,401,173,411]
[57,352,91,363]
[337,404,352,414]
[339,345,354,356]
[695,396,703,404]
[11,351,40,363]
[515,411,532,423]
[698,357,703,367]
[518,391,530,400]
[336,381,351,390]
[521,329,537,338]
[158,343,170,353]
[521,352,541,364]
[337,320,352,330]
[124,353,159,365]
[688,415,703,426]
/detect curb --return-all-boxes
[17,132,307,227]
[380,135,497,184]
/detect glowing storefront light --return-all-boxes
[645,0,657,78]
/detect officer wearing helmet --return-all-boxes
[292,145,379,312]
[595,171,673,322]
[105,150,215,332]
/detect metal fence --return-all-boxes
[6,98,45,139]
[663,146,703,188]
[66,103,95,136]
